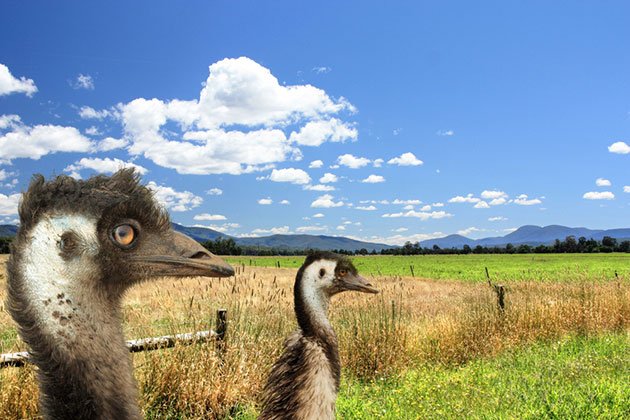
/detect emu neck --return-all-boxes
[8,259,140,419]
[294,273,333,339]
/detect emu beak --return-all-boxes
[132,231,235,278]
[340,273,379,294]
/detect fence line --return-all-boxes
[0,309,227,369]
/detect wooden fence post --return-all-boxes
[485,267,506,313]
[215,308,227,356]
[409,265,415,278]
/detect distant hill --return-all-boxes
[236,234,393,252]
[171,223,228,242]
[420,225,630,249]
[0,225,18,237]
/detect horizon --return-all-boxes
[1,2,629,246]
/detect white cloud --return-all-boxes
[480,190,507,200]
[336,225,346,231]
[337,154,370,169]
[361,174,385,183]
[84,126,101,136]
[309,159,323,168]
[251,226,291,235]
[0,64,37,97]
[258,198,273,205]
[392,199,421,205]
[457,227,481,236]
[356,205,377,211]
[432,202,444,207]
[0,192,21,216]
[72,74,94,90]
[349,231,446,246]
[319,172,338,183]
[420,205,431,211]
[448,194,480,204]
[0,114,21,130]
[373,158,384,168]
[147,182,203,212]
[78,106,113,120]
[489,198,507,206]
[0,122,93,164]
[474,201,490,209]
[303,184,335,192]
[404,205,415,210]
[269,168,311,184]
[583,191,615,200]
[488,216,507,222]
[0,169,16,182]
[514,194,542,205]
[382,210,452,220]
[97,137,127,151]
[64,157,147,175]
[624,186,630,193]
[312,213,325,218]
[392,227,408,232]
[608,141,630,154]
[387,152,423,166]
[289,118,357,146]
[436,129,454,136]
[296,225,327,232]
[280,199,290,205]
[312,66,331,74]
[595,178,611,187]
[207,188,223,195]
[193,213,227,221]
[311,194,344,208]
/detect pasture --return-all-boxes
[0,253,628,418]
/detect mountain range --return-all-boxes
[1,223,629,251]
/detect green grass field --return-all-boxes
[227,253,630,282]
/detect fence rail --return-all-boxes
[0,309,227,369]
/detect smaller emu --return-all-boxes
[7,169,234,419]
[259,251,378,420]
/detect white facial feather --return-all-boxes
[300,259,337,330]
[21,214,100,336]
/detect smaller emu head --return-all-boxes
[9,169,234,302]
[296,251,379,300]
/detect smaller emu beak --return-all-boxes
[132,231,235,278]
[341,273,379,294]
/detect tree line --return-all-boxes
[1,235,628,256]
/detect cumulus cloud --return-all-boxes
[356,205,377,211]
[595,178,611,187]
[268,168,311,184]
[71,74,95,90]
[337,154,370,169]
[457,227,482,236]
[608,141,630,154]
[303,184,335,192]
[296,225,327,232]
[312,213,325,218]
[387,152,423,166]
[0,121,93,164]
[361,174,385,183]
[207,188,223,195]
[583,191,615,200]
[251,226,290,235]
[448,194,480,204]
[319,173,338,183]
[64,157,147,175]
[309,159,323,168]
[280,199,290,205]
[372,158,384,168]
[312,66,331,74]
[474,201,490,209]
[193,213,227,221]
[392,199,421,205]
[436,129,454,136]
[311,194,344,208]
[97,137,127,151]
[147,182,203,212]
[0,64,37,97]
[289,118,357,146]
[514,194,542,205]
[382,210,452,220]
[488,216,507,222]
[78,106,114,120]
[258,198,273,205]
[0,192,21,216]
[624,186,630,193]
[480,190,507,200]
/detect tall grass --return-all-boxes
[0,257,628,418]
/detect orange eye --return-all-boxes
[113,224,136,247]
[339,269,347,277]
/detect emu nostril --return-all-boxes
[189,251,211,260]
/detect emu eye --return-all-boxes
[338,269,348,277]
[112,224,136,248]
[319,268,326,277]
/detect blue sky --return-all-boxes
[1,1,629,245]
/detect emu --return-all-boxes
[259,251,378,420]
[6,169,234,419]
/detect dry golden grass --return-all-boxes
[0,255,628,418]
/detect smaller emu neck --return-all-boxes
[294,270,341,387]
